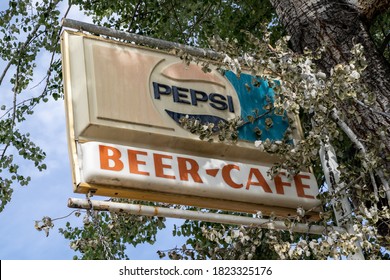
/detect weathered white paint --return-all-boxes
[79,141,320,210]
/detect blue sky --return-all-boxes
[0,1,186,260]
[0,96,185,260]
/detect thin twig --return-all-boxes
[238,108,275,127]
[127,0,142,33]
[0,0,62,86]
[50,210,84,222]
[170,0,186,42]
[1,3,72,120]
[189,2,214,32]
[355,99,390,119]
[379,32,390,55]
[0,63,20,163]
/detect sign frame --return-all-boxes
[61,25,321,219]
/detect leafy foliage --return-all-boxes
[72,0,281,48]
[370,9,390,62]
[159,220,282,260]
[57,199,166,260]
[0,0,65,212]
[175,27,390,259]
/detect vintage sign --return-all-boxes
[79,142,318,209]
[61,30,320,216]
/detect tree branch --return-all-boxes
[127,0,142,33]
[11,65,19,127]
[238,108,275,128]
[0,20,42,86]
[1,2,71,121]
[355,99,390,119]
[0,63,20,163]
[379,31,390,55]
[330,108,379,202]
[189,2,214,32]
[169,0,186,42]
[0,0,61,86]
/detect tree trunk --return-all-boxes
[270,0,390,172]
[270,0,390,236]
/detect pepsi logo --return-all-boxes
[149,61,241,134]
[150,59,290,143]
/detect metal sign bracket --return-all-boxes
[68,197,344,236]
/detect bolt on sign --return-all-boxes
[61,30,320,217]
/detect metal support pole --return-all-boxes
[68,197,345,235]
[62,18,223,61]
[319,140,365,260]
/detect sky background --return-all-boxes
[0,1,186,260]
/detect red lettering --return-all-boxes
[274,172,291,195]
[177,157,203,183]
[127,149,149,176]
[222,164,243,189]
[99,145,124,171]
[246,168,272,193]
[154,153,175,179]
[294,174,315,199]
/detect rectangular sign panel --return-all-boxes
[61,30,320,216]
[79,141,319,210]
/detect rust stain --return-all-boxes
[154,207,159,216]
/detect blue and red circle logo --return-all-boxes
[150,61,289,142]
